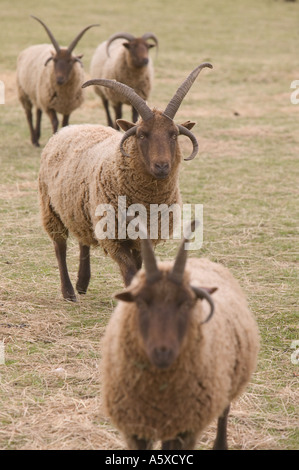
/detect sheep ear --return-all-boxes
[114,291,135,302]
[117,119,136,132]
[193,286,218,297]
[180,120,196,130]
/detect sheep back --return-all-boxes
[101,258,259,443]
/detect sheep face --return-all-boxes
[135,113,180,179]
[46,48,83,86]
[118,111,183,179]
[116,272,197,369]
[123,38,154,68]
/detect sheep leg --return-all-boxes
[101,97,114,128]
[111,243,139,286]
[35,108,42,143]
[162,432,196,450]
[76,244,91,294]
[113,103,122,127]
[126,436,153,450]
[62,114,69,127]
[19,93,40,146]
[132,106,138,123]
[213,404,230,450]
[25,107,40,146]
[53,238,77,302]
[47,108,59,134]
[132,248,142,270]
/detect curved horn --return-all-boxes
[163,62,213,120]
[31,15,60,53]
[82,79,154,121]
[68,24,99,53]
[139,225,161,284]
[177,124,199,161]
[168,220,200,284]
[142,32,159,47]
[106,32,135,56]
[190,286,215,324]
[119,126,137,157]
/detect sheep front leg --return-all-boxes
[54,238,77,302]
[126,435,153,450]
[47,108,59,134]
[76,244,91,294]
[35,108,42,144]
[162,432,196,450]
[132,106,138,123]
[62,114,69,127]
[213,404,230,450]
[111,242,140,286]
[101,96,114,128]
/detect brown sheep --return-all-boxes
[38,64,212,301]
[101,222,260,450]
[16,16,98,146]
[90,32,158,128]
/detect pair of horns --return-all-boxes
[31,15,99,54]
[140,219,215,324]
[106,32,159,57]
[83,62,212,160]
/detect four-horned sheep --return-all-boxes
[101,222,260,450]
[16,16,98,146]
[38,63,212,301]
[90,32,158,128]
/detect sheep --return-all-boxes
[38,63,213,301]
[101,221,260,450]
[89,32,158,128]
[16,16,99,146]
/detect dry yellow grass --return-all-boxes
[0,0,298,450]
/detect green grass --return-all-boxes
[0,0,298,450]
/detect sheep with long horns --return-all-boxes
[101,221,260,450]
[90,32,158,128]
[38,64,212,301]
[16,16,99,146]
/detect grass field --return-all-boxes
[0,0,298,450]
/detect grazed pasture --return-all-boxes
[0,0,298,450]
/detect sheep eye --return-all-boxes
[171,133,177,140]
[139,134,145,140]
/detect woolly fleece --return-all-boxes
[101,258,260,446]
[90,39,153,106]
[17,44,84,116]
[38,117,182,261]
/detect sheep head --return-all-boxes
[114,221,217,370]
[106,32,158,68]
[31,16,99,85]
[82,63,212,178]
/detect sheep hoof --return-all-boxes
[64,295,77,303]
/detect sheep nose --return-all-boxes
[155,162,169,171]
[56,76,65,85]
[143,58,149,65]
[151,346,174,369]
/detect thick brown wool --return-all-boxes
[38,114,182,259]
[17,44,85,116]
[90,38,153,106]
[101,259,260,446]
